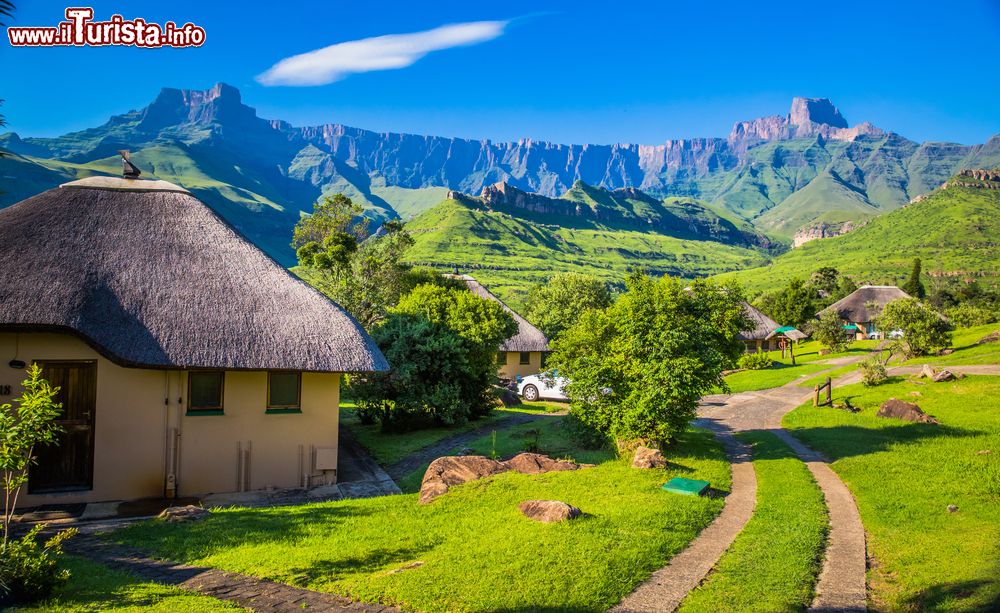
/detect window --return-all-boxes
[519,352,531,365]
[267,371,301,412]
[188,371,224,414]
[497,351,507,365]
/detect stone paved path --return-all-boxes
[610,427,757,613]
[67,533,400,612]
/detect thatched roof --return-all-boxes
[0,177,387,372]
[448,275,550,353]
[738,302,781,341]
[821,285,911,323]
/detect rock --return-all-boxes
[938,348,955,356]
[419,453,582,504]
[499,388,520,407]
[932,370,957,382]
[632,445,668,469]
[386,561,424,574]
[157,505,210,522]
[876,399,940,424]
[518,500,581,523]
[947,504,959,513]
[976,450,993,455]
[976,330,1000,345]
[921,364,937,379]
[504,452,579,475]
[908,391,922,397]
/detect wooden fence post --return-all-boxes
[813,385,820,407]
[825,377,832,406]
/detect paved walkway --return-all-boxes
[610,428,757,613]
[67,533,400,612]
[833,363,1000,387]
[337,426,403,498]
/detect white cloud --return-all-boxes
[257,20,508,86]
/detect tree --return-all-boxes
[810,267,840,296]
[524,273,612,339]
[902,258,926,299]
[351,284,517,431]
[878,298,952,357]
[294,195,416,329]
[754,277,819,328]
[548,274,751,447]
[813,310,851,353]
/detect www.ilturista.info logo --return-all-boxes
[7,7,206,47]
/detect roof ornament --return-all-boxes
[119,150,142,179]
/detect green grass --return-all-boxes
[905,323,1000,367]
[783,376,1000,611]
[11,556,239,612]
[722,340,877,393]
[112,420,729,612]
[679,431,828,612]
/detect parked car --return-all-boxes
[517,371,569,401]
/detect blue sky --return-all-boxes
[2,0,999,144]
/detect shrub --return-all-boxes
[878,298,952,357]
[524,273,612,340]
[859,355,888,387]
[945,303,999,328]
[0,524,77,606]
[737,350,773,370]
[813,310,851,353]
[548,274,751,446]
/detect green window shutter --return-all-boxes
[268,372,301,409]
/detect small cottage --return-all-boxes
[449,275,550,379]
[0,174,387,507]
[738,302,782,352]
[820,285,911,340]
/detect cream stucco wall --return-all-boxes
[0,332,341,507]
[497,351,546,380]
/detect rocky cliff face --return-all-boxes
[792,220,867,247]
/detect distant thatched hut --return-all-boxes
[448,275,550,379]
[0,175,387,507]
[819,285,911,340]
[738,302,782,352]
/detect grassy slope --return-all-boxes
[754,170,879,238]
[783,377,1000,611]
[114,422,729,613]
[679,431,827,612]
[717,184,1000,293]
[905,323,1000,367]
[722,340,877,393]
[404,198,770,307]
[13,556,238,612]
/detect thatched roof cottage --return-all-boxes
[0,175,387,507]
[819,285,911,339]
[737,302,783,352]
[449,275,550,379]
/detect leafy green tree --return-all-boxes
[878,298,952,357]
[524,273,612,339]
[351,284,517,431]
[548,274,751,447]
[295,196,416,329]
[754,277,819,328]
[945,303,998,327]
[810,267,840,295]
[902,258,926,299]
[813,310,851,353]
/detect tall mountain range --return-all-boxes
[2,83,999,269]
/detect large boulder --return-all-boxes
[920,364,937,379]
[419,456,507,504]
[518,500,581,523]
[504,452,579,475]
[877,398,940,424]
[632,445,668,469]
[157,505,210,522]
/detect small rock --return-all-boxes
[632,445,668,469]
[938,348,955,356]
[386,561,424,574]
[504,452,579,475]
[976,450,993,456]
[932,370,956,382]
[157,505,210,522]
[947,504,959,513]
[975,331,1000,345]
[876,398,940,424]
[908,391,922,397]
[920,364,937,379]
[518,500,581,523]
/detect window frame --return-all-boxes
[187,370,225,415]
[266,371,302,413]
[497,351,507,366]
[519,351,531,366]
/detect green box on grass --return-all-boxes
[662,477,710,496]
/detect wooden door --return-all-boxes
[28,361,97,493]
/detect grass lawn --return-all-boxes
[783,376,1000,611]
[111,419,730,612]
[904,323,1000,367]
[679,431,828,612]
[11,556,240,612]
[722,340,877,394]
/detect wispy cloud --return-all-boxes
[257,20,508,87]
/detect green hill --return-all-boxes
[716,178,1000,294]
[403,195,770,306]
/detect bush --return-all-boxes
[737,350,773,370]
[350,284,517,431]
[859,356,888,387]
[0,524,77,606]
[813,310,851,353]
[945,303,999,328]
[878,298,952,357]
[548,274,751,446]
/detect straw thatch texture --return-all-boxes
[0,180,387,372]
[821,285,911,323]
[738,302,781,341]
[449,275,550,352]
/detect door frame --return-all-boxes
[28,359,98,494]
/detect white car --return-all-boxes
[517,371,569,401]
